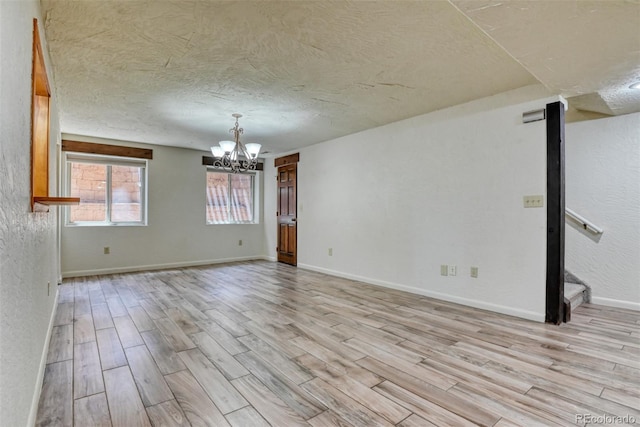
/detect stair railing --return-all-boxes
[565,208,603,235]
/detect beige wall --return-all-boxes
[61,135,265,277]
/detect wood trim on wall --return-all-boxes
[545,101,566,325]
[62,140,153,159]
[31,18,50,206]
[274,153,300,167]
[30,19,81,210]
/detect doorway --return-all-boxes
[275,153,299,265]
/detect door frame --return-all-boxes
[275,153,299,266]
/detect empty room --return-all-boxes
[1,1,639,426]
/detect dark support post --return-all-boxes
[545,101,566,324]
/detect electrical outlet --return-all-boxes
[470,266,479,278]
[103,247,110,255]
[238,239,243,246]
[523,195,544,208]
[440,265,448,276]
[449,265,457,276]
[328,248,333,256]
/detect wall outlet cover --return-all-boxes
[523,195,544,208]
[440,265,448,276]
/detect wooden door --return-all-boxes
[277,160,297,265]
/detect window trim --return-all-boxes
[206,167,259,225]
[64,152,148,227]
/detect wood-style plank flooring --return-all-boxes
[36,261,640,426]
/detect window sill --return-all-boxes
[206,222,259,226]
[65,222,147,227]
[33,197,80,212]
[33,196,81,205]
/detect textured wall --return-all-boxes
[265,86,559,321]
[565,113,640,309]
[0,2,61,426]
[61,136,265,276]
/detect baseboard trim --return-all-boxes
[62,256,266,278]
[591,296,640,311]
[27,287,59,427]
[298,263,545,322]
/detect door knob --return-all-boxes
[292,218,296,222]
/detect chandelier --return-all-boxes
[210,113,261,173]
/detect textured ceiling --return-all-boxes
[41,0,640,154]
[452,0,640,116]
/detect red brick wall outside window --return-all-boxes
[69,163,143,223]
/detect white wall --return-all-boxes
[61,135,265,276]
[0,3,62,425]
[266,86,560,321]
[565,113,640,310]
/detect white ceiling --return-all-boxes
[41,0,640,154]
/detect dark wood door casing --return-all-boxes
[276,154,298,266]
[545,101,566,324]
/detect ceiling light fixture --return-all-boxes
[629,82,640,90]
[210,113,261,173]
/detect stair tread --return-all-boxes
[565,282,586,300]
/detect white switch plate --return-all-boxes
[523,195,544,208]
[470,266,478,278]
[328,248,333,256]
[440,265,448,276]
[448,265,457,276]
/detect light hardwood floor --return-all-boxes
[36,261,640,426]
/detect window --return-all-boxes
[206,171,255,224]
[66,154,147,225]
